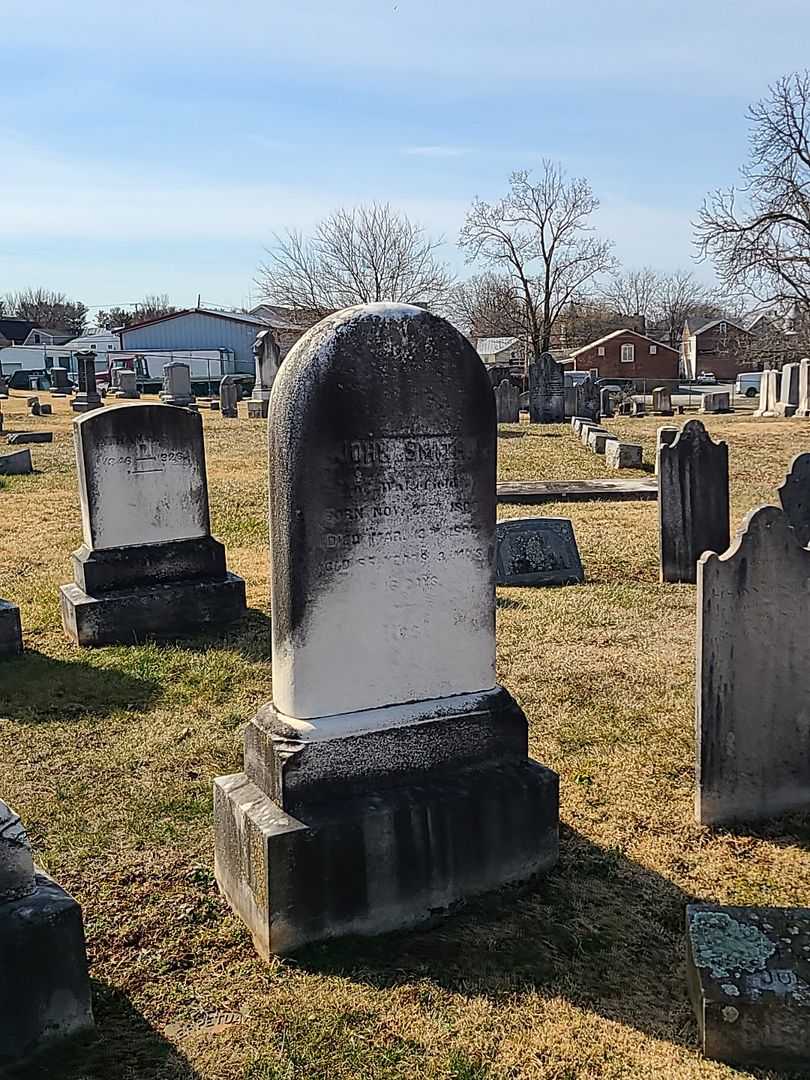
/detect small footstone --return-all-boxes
[496,517,584,585]
[0,449,33,476]
[606,441,642,469]
[587,429,613,454]
[7,432,52,445]
[687,903,810,1070]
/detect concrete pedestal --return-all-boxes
[0,872,94,1068]
[214,687,559,955]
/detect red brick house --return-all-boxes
[569,329,679,382]
[681,317,756,381]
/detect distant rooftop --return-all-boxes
[476,336,519,356]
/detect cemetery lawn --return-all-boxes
[3,392,810,1080]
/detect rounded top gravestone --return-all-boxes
[74,403,211,551]
[269,302,497,720]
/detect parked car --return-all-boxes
[736,371,762,398]
[696,371,717,384]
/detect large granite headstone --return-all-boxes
[606,441,642,469]
[775,362,800,417]
[795,358,810,418]
[0,800,93,1067]
[687,903,810,1069]
[778,453,810,547]
[59,403,246,646]
[71,352,102,413]
[214,303,559,956]
[528,352,564,423]
[495,517,584,586]
[115,370,140,399]
[50,367,71,395]
[160,362,195,408]
[696,506,810,825]
[494,379,519,423]
[0,599,23,658]
[659,420,729,584]
[754,369,779,417]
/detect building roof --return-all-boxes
[569,328,679,356]
[250,303,324,331]
[118,307,268,334]
[476,336,519,356]
[688,317,751,338]
[0,318,35,344]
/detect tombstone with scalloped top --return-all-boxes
[687,903,810,1069]
[778,452,810,547]
[696,505,810,824]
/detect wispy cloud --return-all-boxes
[401,146,472,159]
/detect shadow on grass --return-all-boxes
[0,650,159,723]
[176,607,273,663]
[16,980,203,1080]
[296,826,700,1050]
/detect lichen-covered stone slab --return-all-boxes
[687,903,810,1069]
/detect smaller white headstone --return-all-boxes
[161,362,194,407]
[754,369,779,417]
[796,358,810,418]
[775,362,800,417]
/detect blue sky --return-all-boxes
[3,0,809,315]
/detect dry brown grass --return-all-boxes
[2,392,810,1080]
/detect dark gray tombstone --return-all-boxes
[0,449,33,476]
[696,506,810,825]
[494,378,519,422]
[219,375,239,418]
[599,386,614,418]
[778,452,810,547]
[50,366,70,394]
[7,432,52,445]
[687,903,810,1069]
[659,420,730,584]
[528,352,564,423]
[495,517,584,585]
[59,403,246,646]
[0,599,23,657]
[115,370,139,399]
[214,303,559,957]
[0,801,93,1067]
[71,352,102,413]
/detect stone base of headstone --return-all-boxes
[59,537,246,647]
[686,903,810,1070]
[0,871,94,1068]
[774,403,797,418]
[71,396,103,413]
[0,599,23,658]
[160,395,198,410]
[247,399,269,419]
[214,687,559,956]
[0,449,33,476]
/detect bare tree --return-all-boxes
[654,270,725,348]
[696,71,810,307]
[599,267,661,319]
[96,294,177,330]
[2,288,87,334]
[458,163,617,356]
[446,272,523,340]
[257,203,455,314]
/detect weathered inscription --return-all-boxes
[317,435,487,587]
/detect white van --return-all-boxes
[736,371,762,398]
